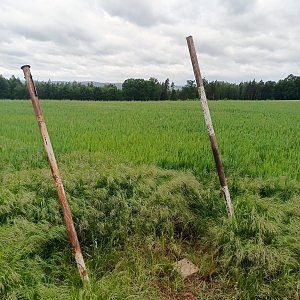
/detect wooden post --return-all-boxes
[21,65,90,285]
[186,36,234,219]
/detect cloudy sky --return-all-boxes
[0,0,299,84]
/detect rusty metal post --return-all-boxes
[21,65,90,285]
[186,36,234,219]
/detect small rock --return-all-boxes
[173,258,199,278]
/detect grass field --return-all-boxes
[0,100,300,299]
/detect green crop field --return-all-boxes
[0,100,300,299]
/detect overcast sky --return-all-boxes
[0,0,299,84]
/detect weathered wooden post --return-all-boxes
[186,36,234,219]
[21,65,90,285]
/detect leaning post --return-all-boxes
[21,65,90,285]
[186,36,234,219]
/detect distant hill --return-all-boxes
[51,81,123,89]
[81,81,123,89]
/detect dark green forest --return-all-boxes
[0,74,300,100]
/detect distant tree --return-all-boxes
[277,74,298,100]
[160,78,170,100]
[170,82,178,100]
[123,78,161,101]
[179,80,197,100]
[262,81,276,99]
[8,76,29,99]
[122,78,142,100]
[0,75,10,99]
[103,84,122,101]
[206,80,219,100]
[1,73,300,101]
[93,86,103,101]
[148,77,161,100]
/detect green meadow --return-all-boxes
[0,100,299,299]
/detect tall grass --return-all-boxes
[0,154,210,299]
[210,178,300,299]
[0,100,299,179]
[0,100,299,299]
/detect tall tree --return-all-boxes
[148,77,161,100]
[160,78,170,100]
[170,82,177,100]
[179,80,197,100]
[0,75,10,99]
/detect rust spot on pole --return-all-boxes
[21,65,90,285]
[185,37,234,219]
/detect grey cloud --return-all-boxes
[99,0,171,27]
[0,0,299,84]
[5,19,94,46]
[221,0,257,14]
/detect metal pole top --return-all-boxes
[21,65,31,70]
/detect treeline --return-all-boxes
[0,74,300,100]
[204,74,300,100]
